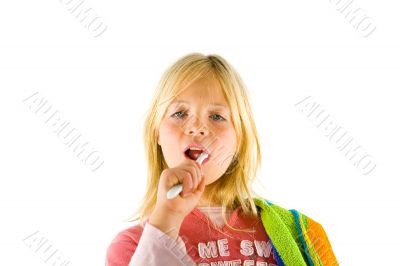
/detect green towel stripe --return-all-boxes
[254,198,307,266]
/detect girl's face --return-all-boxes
[158,77,237,186]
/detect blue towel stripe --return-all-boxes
[290,209,314,266]
[271,243,285,266]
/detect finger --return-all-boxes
[194,173,206,195]
[192,160,203,182]
[187,163,200,191]
[187,165,198,192]
[190,159,203,184]
[176,169,193,194]
[181,163,201,191]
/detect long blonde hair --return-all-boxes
[126,53,268,233]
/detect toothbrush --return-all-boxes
[166,152,208,199]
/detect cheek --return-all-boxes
[159,121,181,143]
[210,128,237,169]
[158,122,183,167]
[218,127,236,148]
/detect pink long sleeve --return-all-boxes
[106,222,196,266]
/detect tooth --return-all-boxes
[189,147,202,150]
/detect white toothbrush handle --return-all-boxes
[166,184,183,199]
[166,152,208,199]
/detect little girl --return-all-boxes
[106,53,338,266]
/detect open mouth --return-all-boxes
[184,147,210,164]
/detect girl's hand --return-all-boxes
[154,159,207,221]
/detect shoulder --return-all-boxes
[106,223,144,266]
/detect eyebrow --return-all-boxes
[171,100,229,109]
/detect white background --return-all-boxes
[1,0,399,265]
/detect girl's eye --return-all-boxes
[171,111,225,122]
[210,114,225,121]
[171,111,187,119]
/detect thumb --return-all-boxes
[193,174,206,196]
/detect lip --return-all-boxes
[183,143,211,164]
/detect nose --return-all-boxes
[184,115,209,136]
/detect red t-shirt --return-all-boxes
[106,206,279,266]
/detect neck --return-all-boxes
[196,200,221,208]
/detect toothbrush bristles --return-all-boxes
[196,152,208,164]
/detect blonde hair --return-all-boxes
[126,52,268,233]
